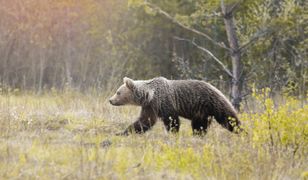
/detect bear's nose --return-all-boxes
[109,99,113,104]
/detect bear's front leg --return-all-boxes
[117,106,157,135]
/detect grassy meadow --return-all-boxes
[0,89,307,179]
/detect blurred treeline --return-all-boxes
[0,0,306,98]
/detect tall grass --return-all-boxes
[0,89,307,179]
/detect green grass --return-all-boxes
[0,90,307,179]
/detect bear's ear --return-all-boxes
[123,77,135,90]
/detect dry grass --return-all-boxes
[0,89,307,179]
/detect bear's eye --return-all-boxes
[116,92,121,95]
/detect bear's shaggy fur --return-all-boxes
[109,77,242,135]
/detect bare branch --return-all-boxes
[221,0,270,53]
[240,91,251,98]
[174,36,234,79]
[221,0,226,14]
[221,0,243,17]
[228,1,241,14]
[144,2,230,51]
[239,28,270,52]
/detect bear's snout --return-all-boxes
[109,98,122,106]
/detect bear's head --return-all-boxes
[109,77,154,106]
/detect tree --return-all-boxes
[139,1,250,110]
[220,1,243,110]
[130,0,306,110]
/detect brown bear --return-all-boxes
[109,77,242,135]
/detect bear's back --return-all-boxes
[165,79,237,119]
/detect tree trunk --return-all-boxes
[64,8,73,87]
[3,37,16,87]
[221,2,242,111]
[38,49,46,94]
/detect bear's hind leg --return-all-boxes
[191,118,211,136]
[163,116,180,133]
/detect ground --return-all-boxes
[0,89,307,179]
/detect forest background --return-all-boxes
[0,0,306,106]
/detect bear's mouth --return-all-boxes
[109,101,123,106]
